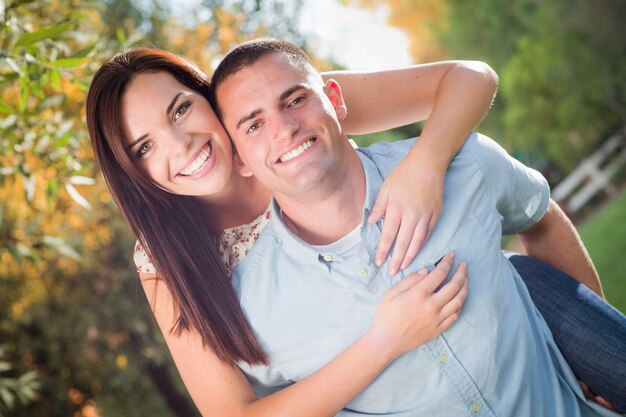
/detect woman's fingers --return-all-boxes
[418,252,455,294]
[437,264,468,321]
[400,216,431,270]
[593,395,617,411]
[375,208,401,268]
[387,213,419,276]
[386,268,429,298]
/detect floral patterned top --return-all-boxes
[133,204,272,276]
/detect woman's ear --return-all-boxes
[234,152,253,177]
[324,79,347,120]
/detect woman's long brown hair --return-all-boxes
[86,48,267,365]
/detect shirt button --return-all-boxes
[472,402,481,413]
[438,354,447,364]
[357,269,368,278]
[323,254,333,262]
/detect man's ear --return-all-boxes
[324,79,347,120]
[234,152,253,177]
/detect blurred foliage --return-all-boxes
[355,0,626,173]
[0,346,40,417]
[0,0,302,416]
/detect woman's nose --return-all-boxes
[170,130,192,157]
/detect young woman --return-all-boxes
[86,47,625,416]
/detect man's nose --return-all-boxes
[274,112,300,143]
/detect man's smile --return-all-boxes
[277,137,317,163]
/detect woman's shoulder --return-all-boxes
[220,204,272,274]
[133,240,157,273]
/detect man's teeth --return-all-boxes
[279,139,314,163]
[180,146,211,176]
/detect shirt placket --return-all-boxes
[317,251,383,294]
[424,337,496,417]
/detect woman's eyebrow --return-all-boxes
[126,133,148,150]
[166,92,184,115]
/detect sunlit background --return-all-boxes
[1,0,625,415]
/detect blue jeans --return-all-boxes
[509,254,626,413]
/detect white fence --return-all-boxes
[552,125,626,213]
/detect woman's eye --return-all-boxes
[174,102,191,121]
[136,141,152,159]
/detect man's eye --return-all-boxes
[247,122,261,134]
[174,102,191,120]
[136,141,152,159]
[288,96,305,107]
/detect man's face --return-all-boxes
[215,53,348,198]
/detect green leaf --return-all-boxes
[54,132,71,147]
[46,178,60,204]
[74,78,90,91]
[0,101,13,115]
[24,175,35,202]
[64,183,92,210]
[18,74,29,113]
[49,69,62,91]
[0,386,14,411]
[15,22,73,47]
[69,176,95,185]
[15,243,33,258]
[71,42,97,58]
[49,57,85,69]
[41,236,81,261]
[4,57,24,76]
[116,27,126,45]
[17,371,38,384]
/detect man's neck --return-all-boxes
[276,151,366,245]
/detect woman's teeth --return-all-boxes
[279,139,314,163]
[180,145,211,176]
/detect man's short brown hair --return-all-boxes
[210,38,315,117]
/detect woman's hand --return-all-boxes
[369,154,446,276]
[366,253,467,360]
[579,381,618,412]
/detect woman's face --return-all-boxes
[121,71,234,197]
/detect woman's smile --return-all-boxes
[177,141,214,178]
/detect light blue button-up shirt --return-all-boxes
[232,133,618,417]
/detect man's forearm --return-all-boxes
[519,199,604,297]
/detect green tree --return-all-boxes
[361,0,626,171]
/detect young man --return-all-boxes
[210,38,623,416]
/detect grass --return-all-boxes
[578,188,626,314]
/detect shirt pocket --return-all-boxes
[459,213,508,328]
[419,212,507,328]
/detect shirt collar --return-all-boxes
[357,149,386,228]
[269,149,385,262]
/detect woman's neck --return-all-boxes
[197,174,272,231]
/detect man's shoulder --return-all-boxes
[356,138,417,178]
[356,137,417,159]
